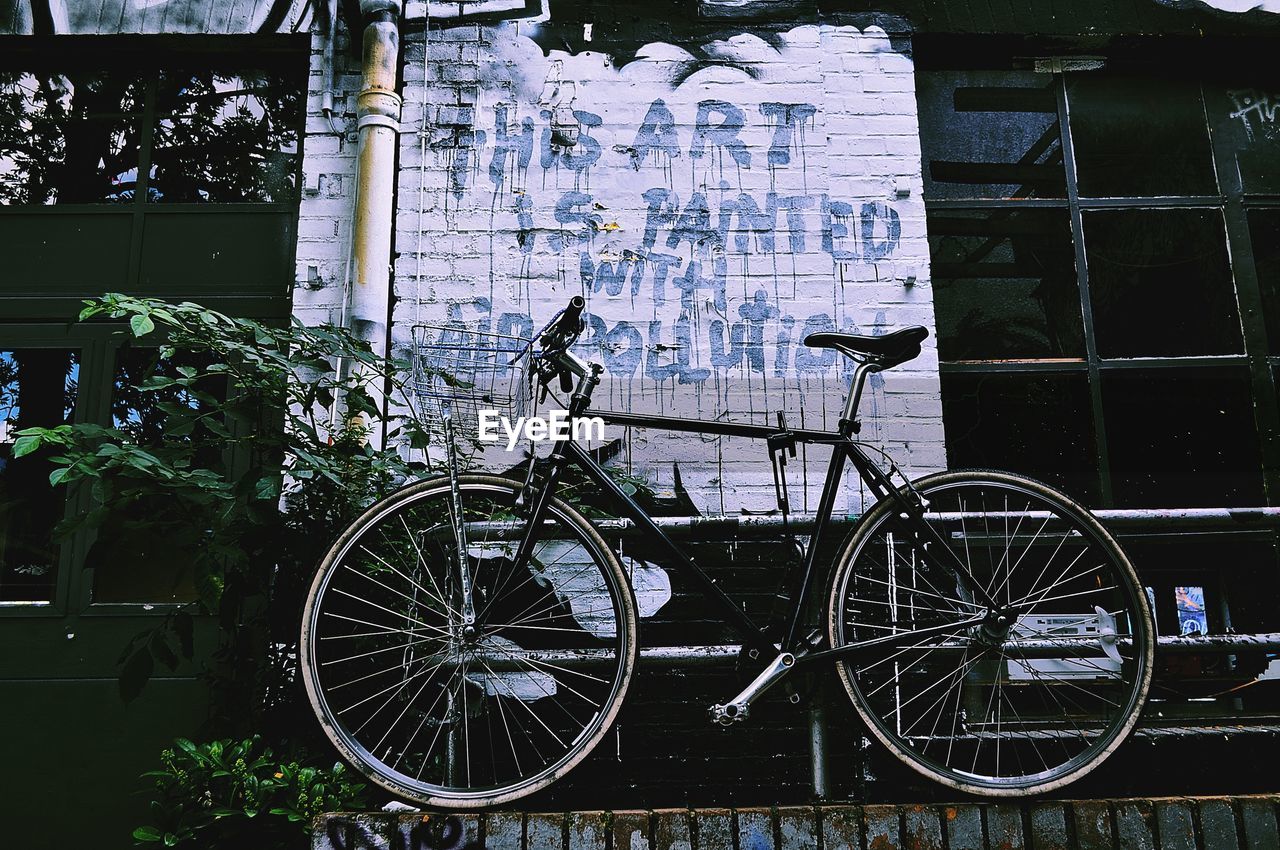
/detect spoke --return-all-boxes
[899,648,988,741]
[349,648,455,739]
[358,542,453,615]
[861,542,983,615]
[470,652,529,779]
[482,641,606,708]
[391,666,447,774]
[859,629,971,696]
[1017,545,1093,612]
[482,639,615,685]
[943,642,973,767]
[995,509,1060,602]
[322,610,441,641]
[322,637,446,668]
[344,562,451,622]
[487,551,613,629]
[847,570,982,611]
[331,587,450,637]
[462,652,472,788]
[327,639,445,685]
[484,664,571,749]
[495,622,611,635]
[370,650,456,755]
[920,640,972,757]
[418,663,467,780]
[970,652,1005,775]
[1012,583,1117,612]
[1008,647,1123,710]
[396,512,456,614]
[478,531,596,623]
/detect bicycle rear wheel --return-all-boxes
[301,475,637,808]
[827,469,1153,795]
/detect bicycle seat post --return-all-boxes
[839,362,881,438]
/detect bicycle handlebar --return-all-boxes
[545,296,585,346]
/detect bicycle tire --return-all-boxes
[301,474,638,808]
[827,469,1153,796]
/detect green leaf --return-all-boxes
[48,467,71,487]
[253,475,282,501]
[130,314,156,338]
[132,826,162,842]
[11,434,41,458]
[163,832,179,847]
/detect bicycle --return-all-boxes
[300,296,1154,807]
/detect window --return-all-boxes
[0,50,304,318]
[0,47,304,610]
[0,68,299,205]
[919,58,1277,509]
[0,347,78,602]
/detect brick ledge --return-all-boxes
[314,794,1280,849]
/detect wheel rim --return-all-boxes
[302,480,634,803]
[833,475,1152,792]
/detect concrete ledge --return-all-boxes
[313,794,1280,849]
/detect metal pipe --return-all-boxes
[348,0,402,444]
[808,684,830,799]
[582,507,1280,539]
[415,633,1280,673]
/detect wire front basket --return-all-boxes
[411,324,531,442]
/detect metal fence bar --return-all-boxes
[591,507,1280,539]
[635,633,1280,665]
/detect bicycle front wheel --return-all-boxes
[827,470,1153,796]
[300,475,637,808]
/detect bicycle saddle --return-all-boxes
[804,326,928,369]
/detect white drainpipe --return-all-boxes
[347,0,402,444]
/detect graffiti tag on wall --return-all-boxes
[414,24,926,411]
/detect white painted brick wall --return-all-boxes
[289,16,943,514]
[386,20,944,514]
[292,25,358,328]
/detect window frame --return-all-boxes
[0,36,308,321]
[0,37,307,614]
[923,65,1280,507]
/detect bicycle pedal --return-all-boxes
[708,703,748,726]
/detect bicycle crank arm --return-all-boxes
[709,651,796,726]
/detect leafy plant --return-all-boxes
[133,736,367,848]
[14,294,429,728]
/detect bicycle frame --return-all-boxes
[501,356,994,678]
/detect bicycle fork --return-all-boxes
[442,406,477,631]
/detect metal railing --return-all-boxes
[592,506,1280,796]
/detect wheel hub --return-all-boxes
[974,609,1013,646]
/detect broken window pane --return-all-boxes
[941,370,1099,503]
[0,70,144,205]
[929,208,1083,360]
[0,349,78,602]
[148,70,301,203]
[1067,74,1217,198]
[1102,366,1263,507]
[1083,208,1242,358]
[917,70,1065,200]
